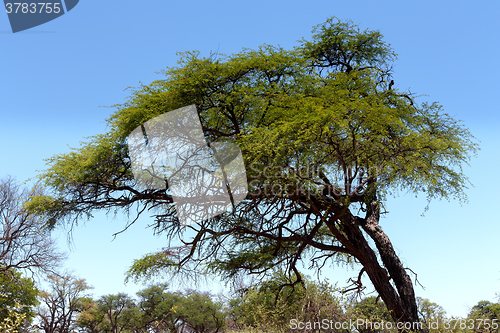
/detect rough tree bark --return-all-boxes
[327,199,421,331]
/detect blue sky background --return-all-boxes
[1,0,499,318]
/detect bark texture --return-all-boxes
[335,199,421,331]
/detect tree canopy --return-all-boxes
[28,17,477,330]
[76,284,226,333]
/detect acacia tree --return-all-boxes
[28,18,477,331]
[178,290,226,333]
[467,300,500,330]
[75,297,105,333]
[95,293,136,333]
[134,283,183,332]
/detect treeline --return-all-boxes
[1,177,499,332]
[2,269,499,333]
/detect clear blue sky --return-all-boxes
[1,0,499,318]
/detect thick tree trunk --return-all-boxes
[331,201,421,332]
[361,217,420,322]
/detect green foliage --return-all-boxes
[77,293,140,333]
[300,17,396,73]
[125,251,179,284]
[468,300,500,321]
[345,296,393,332]
[0,276,32,333]
[465,300,500,333]
[76,297,106,333]
[178,290,226,333]
[0,299,26,333]
[133,283,182,332]
[0,269,39,324]
[229,272,345,332]
[96,293,136,333]
[416,297,448,332]
[71,277,500,333]
[76,284,226,333]
[25,133,130,229]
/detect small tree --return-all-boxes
[75,297,106,333]
[0,176,65,277]
[178,290,226,333]
[96,293,136,333]
[466,300,500,333]
[36,274,93,333]
[416,297,447,332]
[345,296,394,333]
[134,283,183,332]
